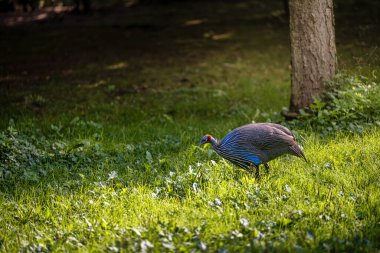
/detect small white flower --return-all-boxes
[107,171,118,181]
[146,151,153,164]
[162,242,175,250]
[199,241,207,251]
[214,198,222,206]
[108,246,119,252]
[67,236,79,243]
[306,230,315,240]
[231,229,243,238]
[131,228,141,237]
[140,239,154,253]
[239,217,250,228]
[192,182,200,193]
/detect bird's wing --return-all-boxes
[219,123,299,164]
[237,124,296,151]
[218,132,268,165]
[257,123,295,140]
[244,125,308,161]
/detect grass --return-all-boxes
[1,0,380,252]
[1,126,379,252]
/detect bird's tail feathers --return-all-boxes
[290,144,308,163]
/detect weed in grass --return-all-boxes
[284,74,380,135]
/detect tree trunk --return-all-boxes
[288,0,337,113]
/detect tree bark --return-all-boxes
[288,0,337,113]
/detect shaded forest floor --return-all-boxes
[0,1,380,252]
[1,0,379,125]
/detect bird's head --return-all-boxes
[199,134,213,147]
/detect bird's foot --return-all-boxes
[254,166,260,179]
[264,163,270,174]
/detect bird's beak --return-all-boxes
[199,142,209,148]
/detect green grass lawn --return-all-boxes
[1,126,380,252]
[1,1,380,252]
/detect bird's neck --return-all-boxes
[209,136,219,149]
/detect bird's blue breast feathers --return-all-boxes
[227,149,261,166]
[242,153,261,165]
[219,131,262,166]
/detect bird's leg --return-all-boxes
[255,165,260,179]
[245,165,255,174]
[249,163,260,179]
[264,163,270,174]
[247,163,259,179]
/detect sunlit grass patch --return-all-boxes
[1,120,379,251]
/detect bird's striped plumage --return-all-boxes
[200,123,306,176]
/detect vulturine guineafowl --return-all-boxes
[199,123,307,178]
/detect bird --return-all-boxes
[199,123,307,178]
